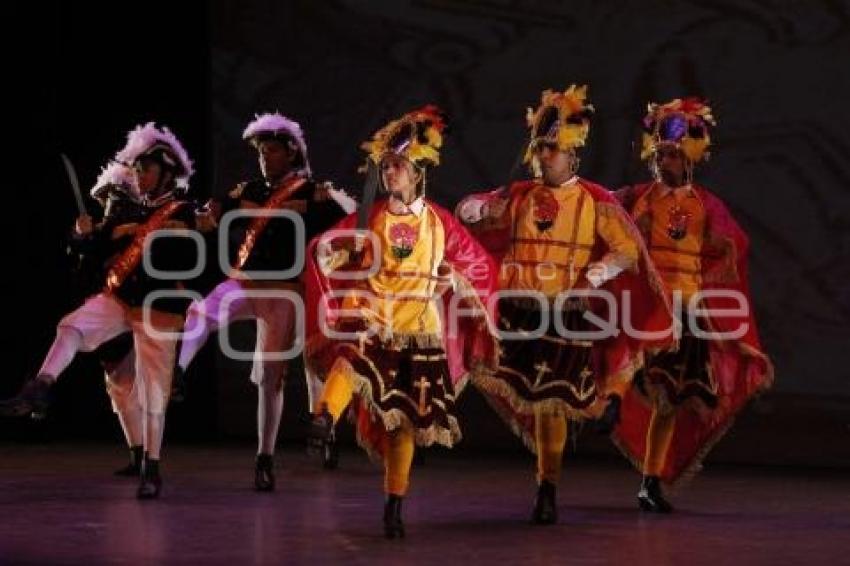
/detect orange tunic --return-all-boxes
[633,184,706,302]
[500,180,639,297]
[341,205,447,336]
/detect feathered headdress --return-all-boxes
[114,122,194,189]
[524,84,595,164]
[90,161,136,202]
[640,97,716,163]
[242,112,311,177]
[360,105,446,170]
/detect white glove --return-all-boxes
[327,186,358,214]
[458,198,487,224]
[317,241,350,276]
[586,261,624,288]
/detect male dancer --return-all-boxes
[306,106,499,537]
[2,123,208,499]
[457,86,672,524]
[175,113,352,490]
[613,98,773,511]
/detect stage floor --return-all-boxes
[1,443,846,565]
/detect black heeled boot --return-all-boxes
[136,455,162,500]
[114,445,144,477]
[255,453,276,492]
[383,494,405,539]
[0,375,53,420]
[638,475,673,513]
[322,429,339,470]
[531,480,558,525]
[308,404,333,456]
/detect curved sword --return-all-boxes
[60,153,88,216]
[354,160,379,252]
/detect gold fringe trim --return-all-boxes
[470,370,603,455]
[471,369,602,419]
[303,330,443,381]
[498,295,590,312]
[610,414,735,492]
[495,364,597,404]
[611,342,774,489]
[470,347,645,454]
[377,331,444,350]
[344,362,462,465]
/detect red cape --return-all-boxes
[456,179,676,451]
[613,182,774,483]
[303,198,501,459]
[303,197,500,391]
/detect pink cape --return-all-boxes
[302,198,500,458]
[613,183,774,483]
[456,179,676,451]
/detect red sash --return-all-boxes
[235,177,307,269]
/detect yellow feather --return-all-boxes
[425,128,442,148]
[681,137,708,163]
[640,133,656,161]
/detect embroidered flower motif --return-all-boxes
[389,223,418,258]
[533,190,559,231]
[667,204,692,240]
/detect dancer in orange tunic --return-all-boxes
[613,98,774,512]
[457,86,673,524]
[304,106,499,538]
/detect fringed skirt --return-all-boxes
[473,298,599,419]
[639,320,718,410]
[333,320,461,449]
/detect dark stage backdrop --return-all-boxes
[6,1,849,468]
[210,0,849,395]
[205,1,849,467]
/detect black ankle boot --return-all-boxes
[593,394,622,435]
[322,429,339,470]
[254,453,275,492]
[638,476,673,513]
[531,480,558,525]
[0,376,53,420]
[383,495,405,539]
[170,366,187,404]
[137,456,162,500]
[308,405,334,456]
[115,445,144,477]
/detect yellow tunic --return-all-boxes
[341,204,447,336]
[633,184,706,302]
[500,180,638,298]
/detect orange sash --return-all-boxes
[105,200,185,292]
[235,177,307,269]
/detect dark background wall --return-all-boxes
[5,1,215,443]
[5,1,849,468]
